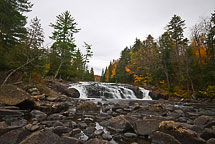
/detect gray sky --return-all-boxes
[27,0,214,75]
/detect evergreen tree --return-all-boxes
[0,0,32,70]
[167,15,187,80]
[49,11,80,79]
[89,67,95,81]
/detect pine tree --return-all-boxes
[50,11,80,79]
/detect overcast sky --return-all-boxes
[27,0,214,75]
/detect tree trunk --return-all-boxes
[194,35,203,65]
[54,59,64,79]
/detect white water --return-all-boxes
[69,82,152,100]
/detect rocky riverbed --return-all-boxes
[0,82,215,144]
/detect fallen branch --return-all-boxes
[1,57,38,88]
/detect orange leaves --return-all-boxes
[125,67,131,73]
[111,61,118,78]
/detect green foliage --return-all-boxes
[49,11,80,79]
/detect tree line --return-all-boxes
[0,0,94,85]
[102,13,215,98]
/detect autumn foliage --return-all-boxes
[102,13,215,98]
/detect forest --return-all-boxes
[101,13,215,99]
[0,0,215,99]
[0,0,94,86]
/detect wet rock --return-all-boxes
[0,85,31,105]
[46,81,80,98]
[132,119,160,136]
[149,91,168,100]
[151,131,181,144]
[53,126,71,136]
[200,128,215,141]
[101,115,132,132]
[83,127,95,137]
[125,85,143,99]
[159,121,206,144]
[94,129,104,136]
[0,128,31,144]
[194,115,214,127]
[76,101,100,113]
[207,138,215,144]
[85,138,110,144]
[30,110,47,121]
[20,130,59,144]
[56,136,82,144]
[102,133,112,141]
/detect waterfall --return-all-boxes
[69,82,152,100]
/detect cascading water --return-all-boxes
[69,82,152,100]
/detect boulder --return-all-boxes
[102,133,112,141]
[0,109,24,118]
[158,121,206,144]
[207,138,215,144]
[0,128,31,144]
[149,91,168,100]
[200,128,215,141]
[133,103,167,116]
[151,131,181,144]
[194,115,214,127]
[83,127,95,137]
[56,136,82,144]
[0,85,31,105]
[76,101,100,113]
[0,121,23,136]
[85,138,110,144]
[30,110,47,121]
[100,115,133,132]
[52,126,71,136]
[20,130,59,144]
[46,81,80,98]
[132,119,160,136]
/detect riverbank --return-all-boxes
[0,81,215,144]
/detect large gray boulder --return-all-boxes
[151,131,181,144]
[46,81,80,98]
[20,130,59,144]
[158,121,206,144]
[0,85,31,105]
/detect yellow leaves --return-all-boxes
[160,80,165,84]
[44,64,50,74]
[133,73,152,85]
[199,85,215,98]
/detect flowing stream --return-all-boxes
[69,82,152,100]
